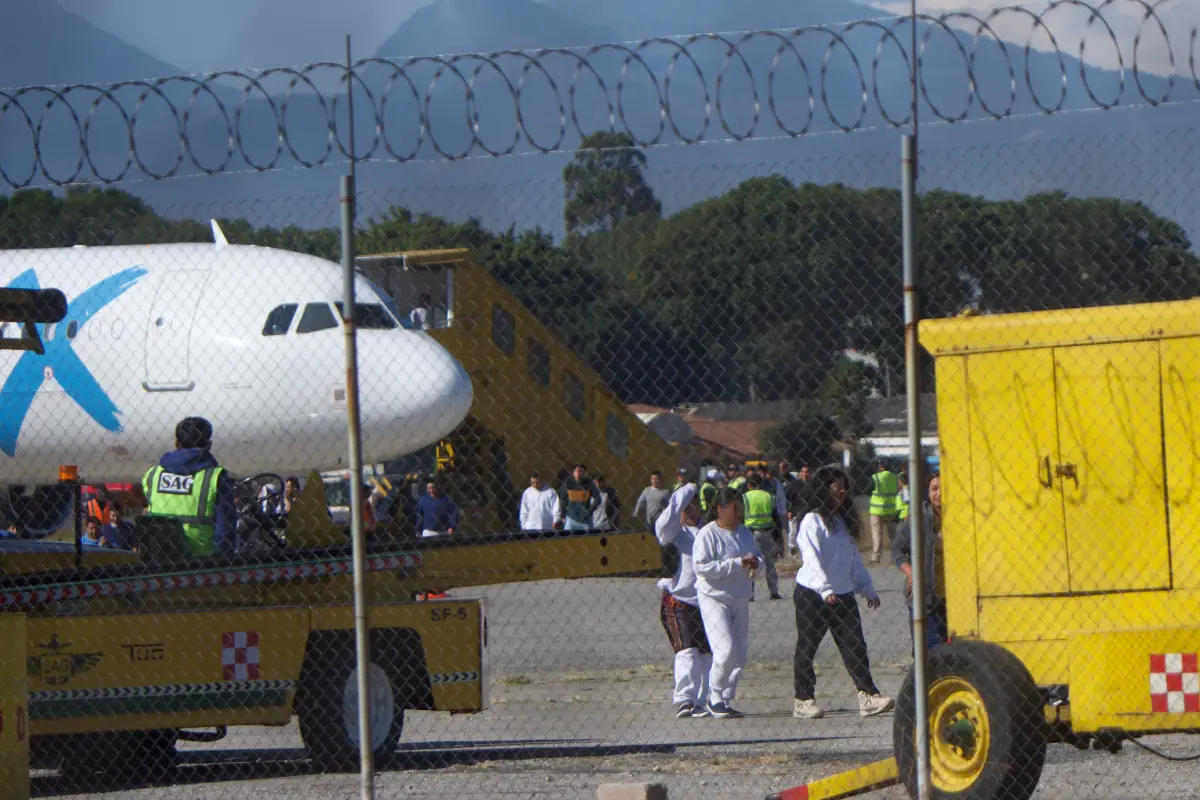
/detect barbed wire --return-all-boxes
[0,1,1196,187]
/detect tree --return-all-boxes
[759,407,843,468]
[563,131,661,239]
[817,360,874,440]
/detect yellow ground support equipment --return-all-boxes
[770,298,1200,799]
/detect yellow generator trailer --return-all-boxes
[772,299,1200,800]
[894,300,1200,798]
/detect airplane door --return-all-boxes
[144,271,211,391]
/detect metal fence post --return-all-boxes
[902,133,932,800]
[340,33,375,800]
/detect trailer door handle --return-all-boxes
[1038,456,1053,488]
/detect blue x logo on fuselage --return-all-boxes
[0,267,149,457]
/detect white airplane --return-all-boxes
[0,222,473,535]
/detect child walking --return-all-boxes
[693,487,762,719]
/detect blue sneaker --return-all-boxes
[707,702,744,719]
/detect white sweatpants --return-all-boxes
[698,593,751,707]
[672,647,713,705]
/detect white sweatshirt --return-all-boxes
[655,484,700,605]
[519,485,561,531]
[693,520,762,603]
[795,512,878,601]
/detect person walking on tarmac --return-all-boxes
[792,466,894,720]
[693,487,762,719]
[867,461,901,564]
[743,476,783,600]
[655,483,713,718]
[142,416,236,558]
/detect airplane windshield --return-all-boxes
[363,279,409,330]
[334,302,398,330]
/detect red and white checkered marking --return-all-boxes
[1150,653,1200,713]
[222,631,261,681]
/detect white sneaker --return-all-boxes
[858,691,895,717]
[793,698,824,719]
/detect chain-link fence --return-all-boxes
[2,4,1200,799]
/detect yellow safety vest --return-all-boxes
[729,477,747,492]
[143,465,224,557]
[699,482,717,511]
[869,471,899,517]
[743,489,774,530]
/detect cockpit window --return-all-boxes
[263,303,298,336]
[365,280,407,328]
[296,303,339,334]
[334,302,398,330]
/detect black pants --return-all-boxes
[793,584,879,700]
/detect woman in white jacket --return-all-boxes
[792,466,894,720]
[693,487,763,719]
[655,483,711,718]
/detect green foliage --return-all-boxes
[4,160,1199,415]
[758,407,842,468]
[563,131,662,239]
[817,360,874,440]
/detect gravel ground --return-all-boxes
[38,557,1200,800]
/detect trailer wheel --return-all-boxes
[297,632,406,772]
[894,640,1047,800]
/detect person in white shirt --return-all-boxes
[409,292,433,331]
[655,483,712,718]
[518,471,561,531]
[792,466,894,720]
[693,487,762,719]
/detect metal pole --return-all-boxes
[341,33,375,800]
[73,482,83,569]
[902,134,931,800]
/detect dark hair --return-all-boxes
[530,470,542,479]
[574,463,587,472]
[706,487,743,523]
[594,472,606,482]
[85,515,102,527]
[175,416,213,450]
[285,476,300,489]
[747,475,760,490]
[799,465,858,536]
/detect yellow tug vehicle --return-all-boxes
[0,471,659,790]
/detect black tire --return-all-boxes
[297,631,407,772]
[894,640,1047,800]
[58,729,178,787]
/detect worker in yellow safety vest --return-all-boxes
[698,470,719,512]
[868,461,900,563]
[743,476,782,600]
[728,464,748,494]
[142,416,237,559]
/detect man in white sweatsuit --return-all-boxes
[518,471,561,531]
[693,488,763,719]
[655,483,713,718]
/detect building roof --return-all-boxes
[685,419,772,459]
[866,394,938,436]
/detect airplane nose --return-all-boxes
[357,331,473,459]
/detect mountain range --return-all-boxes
[1,0,1198,244]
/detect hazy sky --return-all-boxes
[870,0,1196,77]
[58,0,433,73]
[59,0,1194,77]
